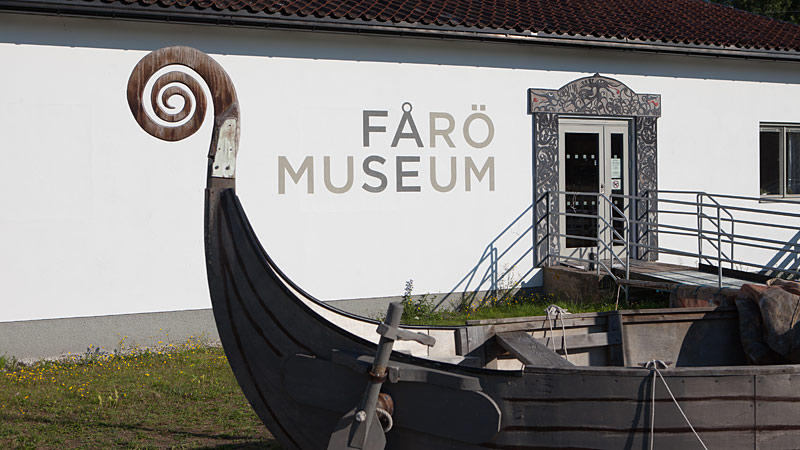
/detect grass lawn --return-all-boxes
[0,340,282,450]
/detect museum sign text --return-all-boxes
[278,102,495,194]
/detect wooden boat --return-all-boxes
[127,47,800,450]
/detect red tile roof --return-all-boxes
[9,0,800,53]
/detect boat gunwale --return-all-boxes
[522,363,800,376]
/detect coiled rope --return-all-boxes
[376,407,393,432]
[645,359,708,450]
[545,305,570,361]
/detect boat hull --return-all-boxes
[209,187,800,450]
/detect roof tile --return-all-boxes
[65,0,800,52]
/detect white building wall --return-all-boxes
[1,12,799,322]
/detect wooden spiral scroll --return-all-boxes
[126,45,240,147]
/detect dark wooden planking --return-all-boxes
[755,373,800,436]
[505,371,756,401]
[607,311,627,366]
[486,429,755,449]
[284,354,365,413]
[621,308,738,324]
[622,311,746,367]
[481,316,608,330]
[466,307,731,327]
[219,190,521,449]
[495,331,573,367]
[505,399,755,430]
[284,354,501,444]
[756,430,800,449]
[468,310,612,326]
[755,372,800,397]
[386,383,501,444]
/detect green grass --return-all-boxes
[400,290,669,326]
[0,340,281,449]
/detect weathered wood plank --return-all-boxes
[623,313,746,367]
[488,429,754,449]
[608,311,627,366]
[499,316,607,330]
[756,430,800,449]
[466,306,728,326]
[505,399,755,430]
[621,309,738,324]
[467,311,607,325]
[495,331,574,367]
[755,372,800,397]
[535,331,617,352]
[504,371,756,401]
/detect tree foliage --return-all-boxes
[710,0,800,24]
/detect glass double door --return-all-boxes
[558,119,629,262]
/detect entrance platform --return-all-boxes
[611,260,754,290]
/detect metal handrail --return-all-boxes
[538,191,631,298]
[538,189,800,289]
[656,189,800,205]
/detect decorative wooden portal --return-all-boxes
[528,75,661,265]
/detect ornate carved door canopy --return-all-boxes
[529,75,661,117]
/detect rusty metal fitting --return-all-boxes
[377,393,394,416]
[376,393,394,432]
[368,368,388,384]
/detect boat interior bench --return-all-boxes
[495,331,574,367]
[452,307,747,370]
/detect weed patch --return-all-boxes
[400,279,668,326]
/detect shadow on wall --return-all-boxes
[763,230,800,280]
[434,203,540,311]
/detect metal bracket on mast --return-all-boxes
[327,302,435,450]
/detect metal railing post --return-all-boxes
[589,193,600,276]
[717,206,722,288]
[697,193,703,265]
[730,208,735,270]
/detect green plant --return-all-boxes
[400,279,440,323]
[0,354,20,372]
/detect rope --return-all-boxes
[545,305,570,361]
[645,359,708,450]
[376,407,393,432]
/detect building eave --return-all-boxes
[3,0,800,63]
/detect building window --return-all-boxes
[760,125,800,197]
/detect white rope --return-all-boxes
[376,407,393,432]
[645,359,708,450]
[545,305,570,361]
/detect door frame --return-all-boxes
[557,118,631,265]
[528,75,661,267]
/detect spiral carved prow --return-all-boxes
[126,46,240,180]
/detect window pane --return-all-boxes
[564,133,598,248]
[760,131,781,195]
[610,133,625,243]
[788,132,800,195]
